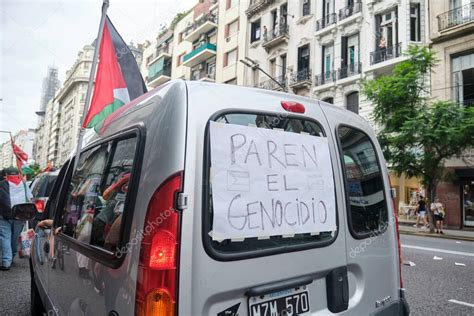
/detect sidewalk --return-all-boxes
[399,223,474,241]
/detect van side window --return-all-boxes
[337,126,388,237]
[60,136,137,253]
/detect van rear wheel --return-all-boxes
[31,276,45,316]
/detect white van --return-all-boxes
[30,81,409,315]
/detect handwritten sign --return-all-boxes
[210,122,337,240]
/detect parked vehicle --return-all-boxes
[29,171,59,214]
[30,81,409,316]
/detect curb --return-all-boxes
[400,230,474,242]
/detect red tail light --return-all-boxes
[136,173,182,316]
[281,101,306,113]
[34,198,46,213]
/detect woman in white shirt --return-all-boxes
[430,198,445,234]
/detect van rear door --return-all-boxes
[324,105,402,315]
[179,84,350,316]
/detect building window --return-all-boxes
[322,97,334,104]
[340,33,360,78]
[250,19,261,43]
[297,44,310,73]
[302,0,311,16]
[322,44,334,78]
[346,91,359,114]
[281,54,287,78]
[375,8,398,50]
[270,59,276,77]
[452,52,474,107]
[224,49,238,67]
[410,3,421,42]
[226,19,239,38]
[253,68,259,87]
[179,32,183,43]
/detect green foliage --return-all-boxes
[170,10,192,30]
[362,45,474,212]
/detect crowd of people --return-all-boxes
[0,168,33,270]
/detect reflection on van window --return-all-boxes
[338,127,388,236]
[60,137,137,253]
[207,113,334,256]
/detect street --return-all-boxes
[1,234,472,315]
[401,235,474,316]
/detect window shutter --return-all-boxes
[226,0,231,10]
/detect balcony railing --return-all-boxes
[262,24,289,45]
[258,75,287,91]
[315,71,336,86]
[370,43,402,65]
[438,3,474,32]
[338,2,362,21]
[316,13,337,31]
[338,62,362,80]
[184,13,218,37]
[183,42,217,63]
[148,66,171,82]
[289,69,311,86]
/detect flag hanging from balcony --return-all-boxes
[82,16,147,130]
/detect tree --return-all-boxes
[362,46,474,232]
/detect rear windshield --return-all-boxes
[203,112,338,259]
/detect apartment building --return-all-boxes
[34,99,60,168]
[56,45,94,165]
[142,29,174,89]
[245,0,428,119]
[428,0,474,229]
[215,0,247,85]
[0,130,35,169]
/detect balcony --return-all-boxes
[183,43,217,68]
[191,68,216,82]
[338,2,362,21]
[315,71,336,87]
[262,24,289,50]
[438,3,474,32]
[337,62,362,80]
[289,69,312,88]
[147,66,172,88]
[183,14,218,43]
[370,43,402,65]
[246,0,277,18]
[147,48,171,66]
[258,75,287,91]
[316,13,337,32]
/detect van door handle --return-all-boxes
[326,266,349,313]
[246,275,313,297]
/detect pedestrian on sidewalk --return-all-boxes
[413,195,428,229]
[0,168,33,271]
[431,198,445,234]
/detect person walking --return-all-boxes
[0,168,33,270]
[413,195,428,229]
[431,198,445,234]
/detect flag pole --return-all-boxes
[73,0,110,172]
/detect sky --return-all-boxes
[0,0,196,144]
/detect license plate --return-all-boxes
[249,286,311,316]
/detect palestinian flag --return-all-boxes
[11,137,28,175]
[83,17,147,130]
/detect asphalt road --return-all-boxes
[0,235,472,316]
[401,234,474,316]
